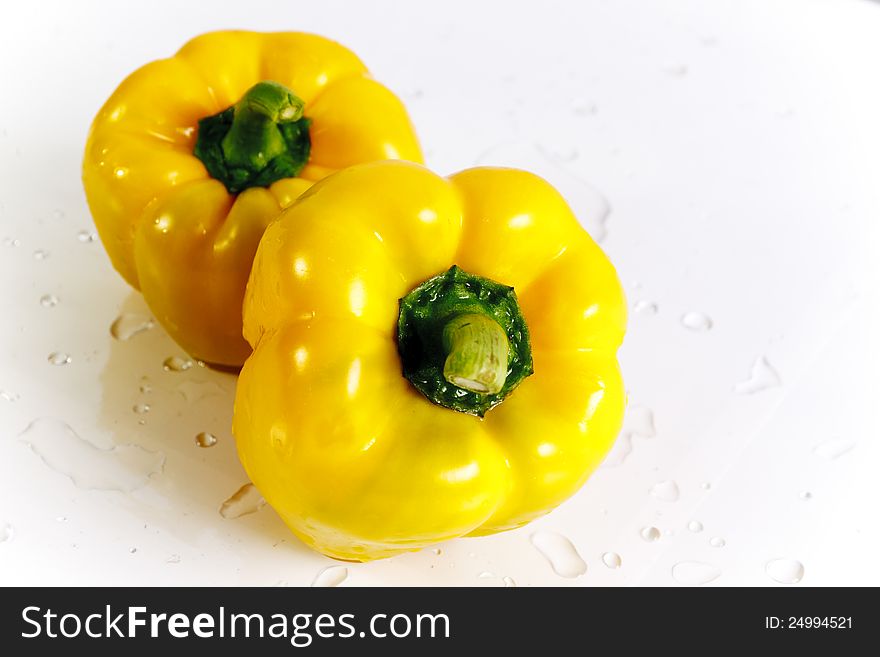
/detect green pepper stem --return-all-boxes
[442,314,510,395]
[220,81,306,172]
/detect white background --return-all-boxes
[1,0,878,586]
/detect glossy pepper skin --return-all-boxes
[82,31,422,367]
[233,161,627,561]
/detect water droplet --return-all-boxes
[765,558,804,584]
[476,143,611,243]
[603,433,634,466]
[734,356,781,394]
[48,352,71,366]
[55,516,67,523]
[709,537,726,548]
[813,439,855,460]
[681,311,713,331]
[129,547,137,554]
[603,405,656,467]
[602,552,622,569]
[132,403,150,414]
[110,314,154,341]
[177,380,224,402]
[219,483,266,519]
[544,145,579,163]
[633,300,658,315]
[163,356,193,372]
[688,520,704,533]
[33,249,49,260]
[40,294,58,307]
[19,418,165,492]
[1,390,20,402]
[701,482,712,490]
[195,432,217,448]
[166,554,181,564]
[672,561,720,585]
[0,522,13,543]
[799,490,812,501]
[640,526,661,542]
[77,230,97,243]
[312,565,348,587]
[650,480,680,502]
[432,548,442,555]
[663,64,689,77]
[478,571,495,579]
[530,531,587,578]
[572,98,598,116]
[138,378,152,394]
[626,405,656,438]
[502,576,517,587]
[2,237,21,247]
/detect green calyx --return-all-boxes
[193,81,311,194]
[397,265,533,417]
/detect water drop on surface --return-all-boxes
[688,520,703,533]
[40,294,58,307]
[110,314,154,341]
[432,548,442,555]
[56,516,67,523]
[129,547,137,554]
[478,571,495,579]
[139,378,152,394]
[734,356,781,394]
[701,482,712,490]
[603,405,655,467]
[766,558,804,584]
[3,237,21,247]
[1,390,20,402]
[503,576,517,587]
[633,300,658,315]
[312,566,348,588]
[77,230,97,243]
[219,483,266,519]
[799,491,812,501]
[813,439,855,460]
[195,432,217,448]
[177,380,224,403]
[602,552,622,569]
[572,98,598,116]
[530,531,587,578]
[132,403,150,414]
[18,418,164,492]
[663,64,689,77]
[641,526,661,542]
[672,561,720,585]
[48,352,71,366]
[166,554,181,564]
[0,522,13,543]
[680,311,713,331]
[163,356,193,372]
[33,249,48,260]
[650,480,680,502]
[710,537,726,548]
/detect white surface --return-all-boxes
[1,0,878,586]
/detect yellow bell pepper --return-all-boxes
[82,31,422,367]
[233,161,627,561]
